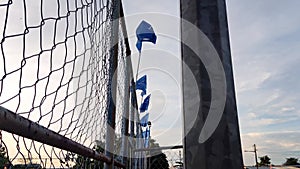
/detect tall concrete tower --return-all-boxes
[180,0,244,168]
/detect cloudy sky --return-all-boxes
[123,0,300,166]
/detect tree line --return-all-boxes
[258,155,300,166]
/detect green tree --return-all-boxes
[149,153,169,169]
[72,141,105,169]
[147,139,169,169]
[258,155,271,166]
[72,135,130,168]
[72,137,169,169]
[283,157,299,166]
[0,144,9,168]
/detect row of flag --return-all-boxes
[135,20,156,148]
[136,75,151,148]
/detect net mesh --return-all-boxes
[0,0,134,168]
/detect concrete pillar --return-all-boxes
[180,0,244,169]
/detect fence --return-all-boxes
[0,0,145,168]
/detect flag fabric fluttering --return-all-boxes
[142,127,151,147]
[144,138,149,148]
[140,94,151,113]
[141,126,151,138]
[136,75,147,97]
[134,20,156,147]
[144,128,151,148]
[136,20,157,52]
[142,130,147,138]
[140,113,149,127]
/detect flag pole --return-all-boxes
[135,52,142,81]
[135,51,144,112]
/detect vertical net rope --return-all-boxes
[0,0,132,168]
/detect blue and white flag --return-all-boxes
[144,128,151,148]
[140,94,151,113]
[142,130,147,138]
[136,20,157,52]
[140,113,149,127]
[144,138,149,148]
[136,75,147,97]
[142,127,151,138]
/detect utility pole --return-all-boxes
[245,144,259,169]
[254,144,259,169]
